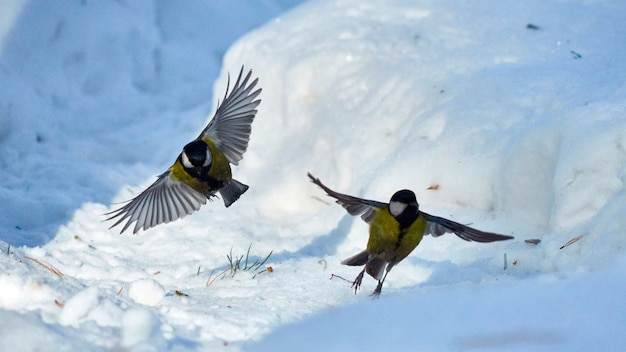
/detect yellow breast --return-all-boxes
[367,208,426,264]
[203,138,232,181]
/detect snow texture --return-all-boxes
[1,0,625,350]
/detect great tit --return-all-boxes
[107,67,261,234]
[308,173,513,297]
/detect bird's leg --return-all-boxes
[371,282,382,298]
[351,268,366,294]
[370,270,390,298]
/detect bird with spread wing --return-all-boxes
[107,67,261,234]
[308,173,513,296]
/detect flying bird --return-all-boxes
[308,173,513,296]
[107,67,261,234]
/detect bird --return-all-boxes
[308,173,513,297]
[106,66,261,234]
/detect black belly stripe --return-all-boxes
[205,174,224,190]
[391,205,419,253]
[181,159,225,190]
[394,227,409,252]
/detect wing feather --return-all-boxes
[308,173,513,243]
[308,173,386,223]
[199,66,262,165]
[421,211,513,242]
[106,171,207,234]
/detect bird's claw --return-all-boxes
[351,269,365,295]
[370,281,383,298]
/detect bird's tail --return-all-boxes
[341,250,369,266]
[365,257,387,281]
[342,251,387,281]
[219,179,249,207]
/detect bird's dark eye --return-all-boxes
[182,140,210,167]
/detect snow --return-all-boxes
[127,278,166,306]
[253,260,626,351]
[1,0,625,350]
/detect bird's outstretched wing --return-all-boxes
[421,211,513,242]
[308,173,386,222]
[199,66,262,165]
[106,172,207,234]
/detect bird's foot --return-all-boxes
[370,281,383,298]
[351,269,366,295]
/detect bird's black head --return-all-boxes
[181,140,212,177]
[389,189,419,228]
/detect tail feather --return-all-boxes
[219,179,249,207]
[365,257,387,281]
[342,250,388,281]
[341,250,369,266]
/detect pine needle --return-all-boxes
[560,235,583,249]
[24,256,64,277]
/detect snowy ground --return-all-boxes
[1,0,626,350]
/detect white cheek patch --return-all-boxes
[389,201,407,217]
[203,148,212,167]
[181,151,193,168]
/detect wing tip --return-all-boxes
[307,172,332,195]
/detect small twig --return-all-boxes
[24,256,64,277]
[54,300,64,308]
[560,235,583,249]
[117,287,124,296]
[525,239,541,245]
[330,274,353,284]
[503,253,508,270]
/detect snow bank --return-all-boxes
[1,0,625,350]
